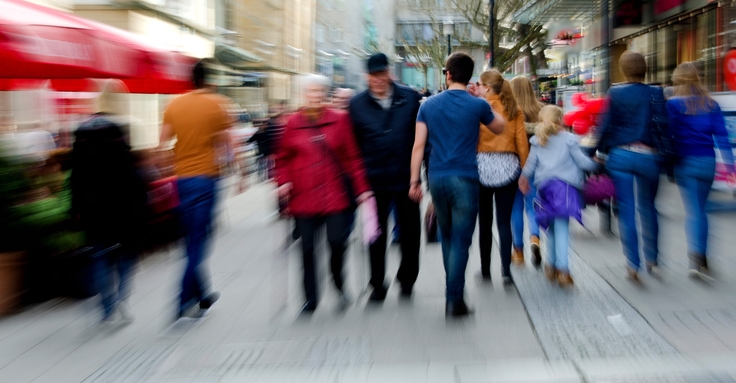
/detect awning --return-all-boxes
[0,0,195,94]
[512,0,602,25]
[214,44,264,68]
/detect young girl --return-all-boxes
[519,105,599,286]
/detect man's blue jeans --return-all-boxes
[606,148,661,269]
[428,176,479,303]
[177,177,217,313]
[546,218,569,272]
[675,156,716,255]
[512,185,539,249]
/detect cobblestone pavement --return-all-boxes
[2,177,736,382]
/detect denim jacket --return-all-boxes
[595,83,666,153]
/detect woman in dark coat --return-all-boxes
[71,79,148,323]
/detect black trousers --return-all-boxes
[295,211,352,303]
[479,180,518,277]
[369,190,421,291]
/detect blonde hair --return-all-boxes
[619,51,647,82]
[672,62,717,115]
[510,76,543,123]
[96,79,129,115]
[480,69,519,121]
[536,105,563,146]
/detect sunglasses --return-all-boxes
[442,68,447,75]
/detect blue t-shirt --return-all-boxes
[417,90,494,180]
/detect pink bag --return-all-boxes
[361,196,381,245]
[583,174,615,205]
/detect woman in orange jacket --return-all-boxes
[476,69,529,284]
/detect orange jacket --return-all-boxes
[478,95,530,168]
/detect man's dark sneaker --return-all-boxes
[199,292,221,310]
[399,286,413,299]
[445,300,474,317]
[299,300,317,315]
[502,275,514,286]
[369,287,387,302]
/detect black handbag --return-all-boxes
[648,86,677,163]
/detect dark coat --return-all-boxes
[71,114,149,247]
[275,108,370,216]
[349,83,421,192]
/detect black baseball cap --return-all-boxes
[367,53,389,73]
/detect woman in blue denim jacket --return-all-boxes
[595,51,667,281]
[667,62,736,278]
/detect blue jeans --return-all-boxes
[546,218,570,272]
[606,148,661,269]
[512,185,539,249]
[428,176,479,302]
[93,245,135,319]
[675,156,716,255]
[177,177,217,313]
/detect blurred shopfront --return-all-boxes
[587,1,730,93]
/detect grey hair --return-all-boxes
[302,74,331,90]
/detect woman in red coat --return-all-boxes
[276,74,372,314]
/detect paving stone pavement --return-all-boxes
[2,178,736,382]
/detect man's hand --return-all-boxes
[356,191,374,205]
[519,175,530,195]
[467,83,480,97]
[409,183,423,202]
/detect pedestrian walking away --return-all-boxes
[409,52,505,317]
[158,59,235,320]
[349,52,422,302]
[667,62,736,278]
[475,69,529,284]
[509,76,544,267]
[519,105,599,287]
[595,51,666,281]
[275,74,373,315]
[71,79,149,324]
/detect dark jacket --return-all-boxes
[349,83,422,192]
[71,114,149,247]
[275,108,370,216]
[595,83,666,153]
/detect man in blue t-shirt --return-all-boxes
[409,52,505,317]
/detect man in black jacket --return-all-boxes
[349,53,422,301]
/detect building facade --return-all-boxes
[394,0,487,93]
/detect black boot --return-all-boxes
[445,299,474,317]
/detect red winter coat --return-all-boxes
[275,108,371,216]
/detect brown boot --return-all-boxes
[530,236,542,266]
[544,265,557,282]
[512,247,525,265]
[557,271,574,287]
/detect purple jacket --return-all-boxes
[534,179,584,230]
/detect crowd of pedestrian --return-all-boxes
[71,49,736,323]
